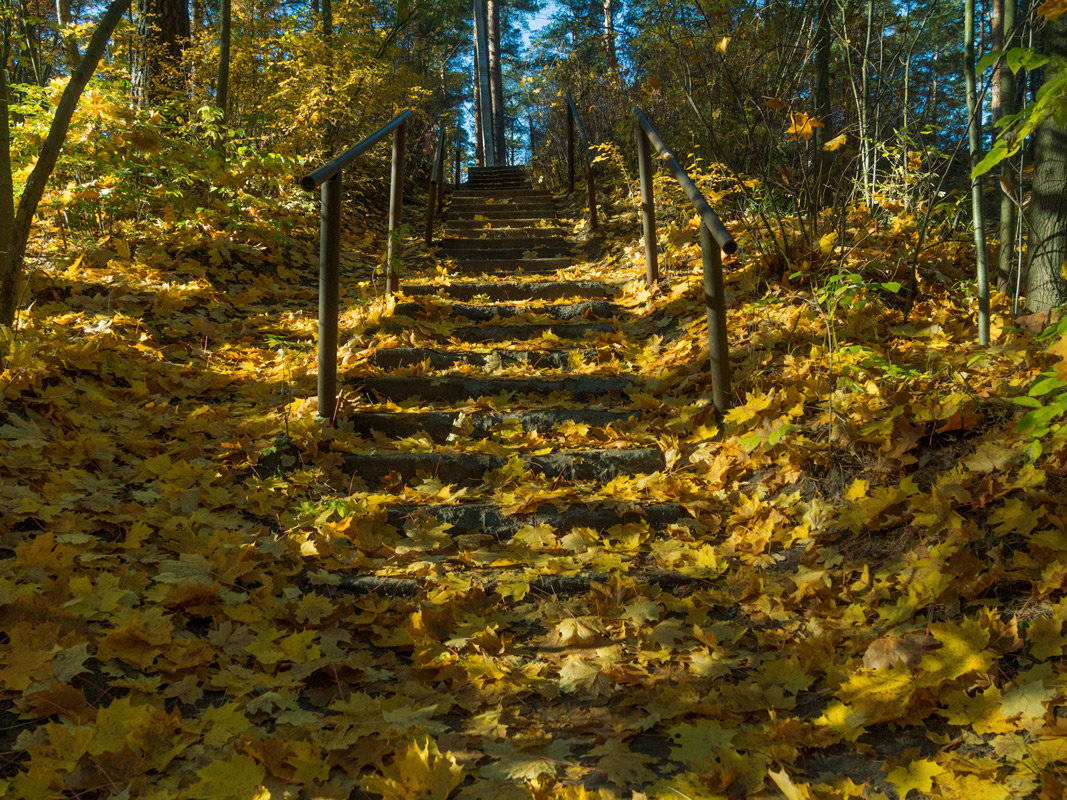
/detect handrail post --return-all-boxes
[566,105,575,194]
[425,124,445,246]
[385,118,407,295]
[636,124,658,284]
[454,122,461,186]
[318,172,342,420]
[585,152,598,230]
[701,224,731,413]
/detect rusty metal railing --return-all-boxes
[565,92,598,230]
[634,105,738,414]
[300,110,413,420]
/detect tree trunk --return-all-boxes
[56,0,81,71]
[1026,14,1067,312]
[473,48,484,168]
[0,0,132,326]
[487,0,506,166]
[216,0,230,123]
[966,0,991,341]
[473,0,494,166]
[997,0,1017,294]
[810,0,832,213]
[131,0,190,108]
[604,0,616,70]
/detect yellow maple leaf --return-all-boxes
[362,737,465,800]
[823,133,848,151]
[786,111,823,140]
[187,753,266,800]
[886,758,944,797]
[716,36,730,54]
[1039,0,1067,20]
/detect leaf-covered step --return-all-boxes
[392,300,619,323]
[452,188,554,199]
[343,407,642,440]
[448,208,556,220]
[356,374,637,402]
[370,346,573,371]
[441,235,569,250]
[401,281,616,301]
[450,321,612,341]
[384,500,689,537]
[307,571,706,599]
[447,257,572,273]
[443,223,568,236]
[341,447,665,485]
[449,197,557,210]
[441,244,572,260]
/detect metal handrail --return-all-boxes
[633,105,737,413]
[565,92,598,230]
[424,120,447,245]
[299,110,413,420]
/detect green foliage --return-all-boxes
[972,49,1067,178]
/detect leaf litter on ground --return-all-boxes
[1,178,1067,800]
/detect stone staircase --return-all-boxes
[336,165,693,589]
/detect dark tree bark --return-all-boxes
[131,0,190,107]
[56,0,81,72]
[811,0,832,212]
[966,0,990,341]
[472,18,485,166]
[216,0,230,125]
[1026,14,1067,312]
[488,0,506,165]
[994,0,1019,294]
[0,0,132,326]
[603,0,616,70]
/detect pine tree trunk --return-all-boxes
[604,0,616,70]
[488,0,506,166]
[1026,14,1067,312]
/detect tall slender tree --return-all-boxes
[965,0,990,341]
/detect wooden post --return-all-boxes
[701,224,731,413]
[318,172,341,420]
[385,119,406,295]
[636,124,658,284]
[586,153,598,230]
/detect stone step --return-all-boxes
[449,208,556,220]
[357,374,636,402]
[370,346,574,371]
[392,300,618,323]
[342,447,664,485]
[444,223,568,236]
[386,501,690,537]
[400,281,616,302]
[450,322,612,341]
[443,245,572,260]
[452,189,554,200]
[442,236,569,250]
[449,199,557,212]
[448,257,572,273]
[344,407,640,441]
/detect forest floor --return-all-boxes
[1,180,1067,800]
